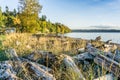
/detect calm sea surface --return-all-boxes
[65,32,120,44]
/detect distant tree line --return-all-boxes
[0,0,71,34]
[72,29,120,32]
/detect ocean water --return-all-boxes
[65,32,120,44]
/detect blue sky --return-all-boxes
[0,0,120,29]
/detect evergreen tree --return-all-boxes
[13,9,17,16]
[41,15,47,21]
[2,6,13,28]
[5,6,9,15]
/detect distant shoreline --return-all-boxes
[72,29,120,33]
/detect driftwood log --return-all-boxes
[62,54,85,80]
[4,49,56,80]
[26,62,56,80]
[93,73,114,80]
[94,54,120,77]
[87,46,120,78]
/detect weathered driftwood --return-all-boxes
[94,54,120,77]
[26,62,56,80]
[73,52,94,65]
[0,61,21,80]
[21,58,52,73]
[8,48,21,61]
[94,73,114,80]
[62,54,86,80]
[114,50,120,63]
[86,46,120,77]
[4,49,56,80]
[27,50,55,62]
[73,52,93,61]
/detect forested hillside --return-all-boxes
[0,0,71,34]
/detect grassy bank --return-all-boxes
[2,33,87,56]
[0,33,109,60]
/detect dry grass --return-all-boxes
[2,33,87,56]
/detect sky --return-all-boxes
[0,0,120,29]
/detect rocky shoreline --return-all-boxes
[0,33,120,80]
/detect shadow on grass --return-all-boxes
[0,50,9,61]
